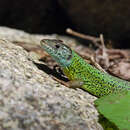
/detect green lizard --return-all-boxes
[40,39,130,97]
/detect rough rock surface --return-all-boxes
[0,27,103,130]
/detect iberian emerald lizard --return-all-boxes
[40,39,130,97]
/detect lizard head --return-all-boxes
[40,39,73,67]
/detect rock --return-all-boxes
[0,27,103,130]
[58,0,130,47]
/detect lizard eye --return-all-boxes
[55,44,60,49]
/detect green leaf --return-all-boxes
[95,91,130,130]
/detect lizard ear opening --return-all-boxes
[67,48,72,60]
[60,43,72,60]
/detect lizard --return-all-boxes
[40,39,130,97]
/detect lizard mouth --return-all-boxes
[40,39,47,45]
[40,39,56,54]
[40,39,50,49]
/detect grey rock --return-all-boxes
[0,27,103,130]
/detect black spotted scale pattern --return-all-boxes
[63,51,130,97]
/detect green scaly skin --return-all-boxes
[40,39,130,97]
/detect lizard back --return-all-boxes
[63,51,130,97]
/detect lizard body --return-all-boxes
[40,39,130,97]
